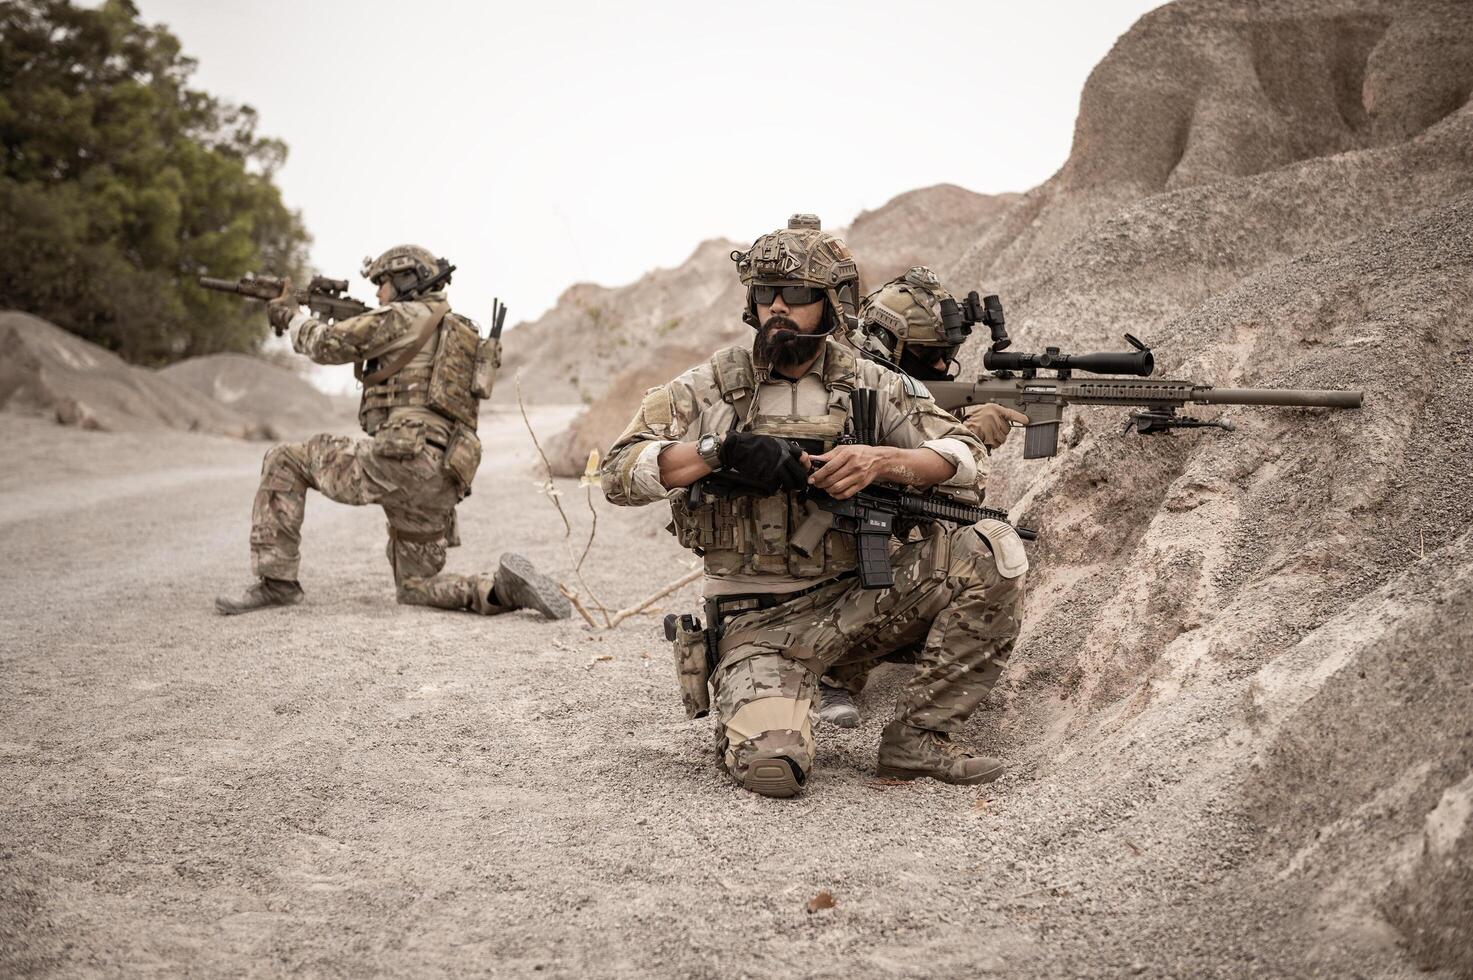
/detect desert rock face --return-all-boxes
[512,0,1473,968]
[843,183,1022,289]
[495,237,748,408]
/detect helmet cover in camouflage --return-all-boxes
[859,266,955,359]
[361,244,448,292]
[731,215,860,331]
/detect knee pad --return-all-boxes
[721,696,816,799]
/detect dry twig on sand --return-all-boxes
[516,375,701,631]
[517,374,611,625]
[608,567,702,628]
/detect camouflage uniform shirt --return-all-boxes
[602,338,989,596]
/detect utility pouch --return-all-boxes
[664,613,711,719]
[372,418,425,460]
[442,425,483,494]
[427,315,481,430]
[472,336,501,399]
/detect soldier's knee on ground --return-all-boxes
[720,697,816,799]
[394,578,428,607]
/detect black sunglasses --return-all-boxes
[750,283,825,306]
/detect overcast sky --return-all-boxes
[136,0,1159,334]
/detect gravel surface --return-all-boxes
[1,384,1466,976]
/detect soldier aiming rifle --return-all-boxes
[203,245,564,620]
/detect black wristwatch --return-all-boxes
[696,432,724,471]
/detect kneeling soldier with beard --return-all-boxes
[216,244,569,620]
[600,216,1028,798]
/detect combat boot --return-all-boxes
[875,720,1004,785]
[490,553,571,620]
[214,577,304,616]
[819,683,861,729]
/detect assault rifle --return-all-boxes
[927,333,1363,459]
[198,273,371,336]
[688,388,1036,590]
[689,469,1034,591]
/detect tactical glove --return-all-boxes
[266,280,298,336]
[966,404,1030,450]
[718,432,809,494]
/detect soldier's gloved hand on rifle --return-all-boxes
[266,279,298,336]
[718,432,810,494]
[965,404,1031,450]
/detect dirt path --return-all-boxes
[0,411,1440,979]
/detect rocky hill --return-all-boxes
[0,312,347,439]
[159,353,350,437]
[505,0,1473,972]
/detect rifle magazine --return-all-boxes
[1023,421,1060,459]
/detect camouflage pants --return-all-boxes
[250,433,503,612]
[713,523,1023,785]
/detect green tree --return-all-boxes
[0,0,310,364]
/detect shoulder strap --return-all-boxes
[821,340,858,393]
[358,302,449,385]
[709,346,756,430]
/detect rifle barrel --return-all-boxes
[198,277,241,292]
[1196,387,1363,408]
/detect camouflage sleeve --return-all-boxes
[289,303,417,365]
[600,371,704,507]
[874,371,988,493]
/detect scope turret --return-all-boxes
[983,333,1155,377]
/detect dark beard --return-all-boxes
[754,315,826,371]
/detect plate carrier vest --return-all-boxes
[356,303,482,435]
[669,342,861,579]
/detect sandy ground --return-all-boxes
[0,407,1450,979]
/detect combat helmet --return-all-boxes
[361,244,454,298]
[731,215,860,334]
[858,266,979,380]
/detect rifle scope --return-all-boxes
[309,276,350,293]
[984,333,1155,377]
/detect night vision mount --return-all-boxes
[936,290,1008,349]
